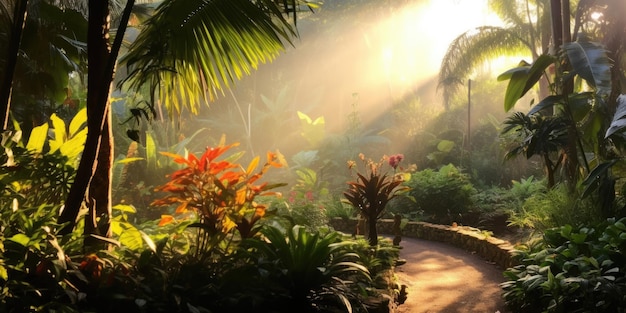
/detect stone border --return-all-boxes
[329,218,517,269]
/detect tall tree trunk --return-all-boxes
[560,0,579,187]
[548,0,579,188]
[84,112,113,249]
[58,0,134,242]
[1,0,28,130]
[58,0,111,238]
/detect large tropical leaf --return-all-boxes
[563,39,612,97]
[120,0,307,116]
[605,94,626,138]
[498,54,555,112]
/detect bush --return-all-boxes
[507,183,603,232]
[391,164,475,224]
[502,218,626,312]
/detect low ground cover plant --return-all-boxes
[502,218,626,312]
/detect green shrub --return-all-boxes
[240,225,371,312]
[0,203,80,312]
[502,218,626,312]
[507,184,603,232]
[324,197,357,220]
[392,164,475,224]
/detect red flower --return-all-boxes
[388,154,404,169]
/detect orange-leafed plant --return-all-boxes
[152,141,285,256]
[343,153,408,246]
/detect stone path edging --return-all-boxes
[329,218,517,269]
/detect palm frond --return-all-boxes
[438,26,529,106]
[489,0,528,29]
[119,0,300,117]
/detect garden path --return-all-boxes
[394,237,510,313]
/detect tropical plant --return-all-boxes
[343,153,408,246]
[0,200,84,312]
[439,0,552,107]
[0,109,86,208]
[502,218,626,312]
[498,1,626,213]
[242,225,371,312]
[39,0,313,247]
[152,141,285,257]
[501,111,569,187]
[507,183,603,232]
[394,164,475,224]
[0,0,88,130]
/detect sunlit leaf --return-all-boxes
[0,265,7,281]
[119,227,143,250]
[140,230,157,253]
[246,156,260,175]
[49,114,67,152]
[26,123,48,153]
[60,128,87,162]
[69,108,87,137]
[116,157,144,164]
[113,204,137,213]
[146,131,157,170]
[9,233,30,246]
[437,140,455,153]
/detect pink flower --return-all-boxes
[388,154,404,169]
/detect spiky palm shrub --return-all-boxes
[242,225,370,312]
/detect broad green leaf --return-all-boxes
[500,55,555,112]
[528,96,563,116]
[60,128,87,162]
[9,233,30,246]
[298,111,325,146]
[113,204,137,213]
[26,123,49,153]
[570,233,587,244]
[69,108,87,136]
[564,39,611,96]
[49,114,67,153]
[437,140,455,153]
[502,67,530,112]
[0,265,7,280]
[119,227,143,250]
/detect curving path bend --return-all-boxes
[394,237,510,313]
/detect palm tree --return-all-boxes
[1,0,312,246]
[56,0,312,244]
[438,0,552,108]
[502,111,568,187]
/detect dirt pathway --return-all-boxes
[394,237,510,313]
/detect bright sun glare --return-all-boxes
[377,0,502,96]
[273,0,506,137]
